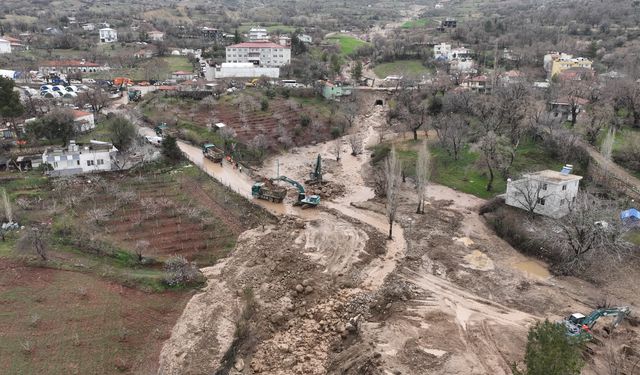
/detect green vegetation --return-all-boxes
[401,18,430,29]
[625,230,640,246]
[373,59,432,79]
[512,320,584,375]
[372,138,567,199]
[163,56,192,72]
[326,34,370,56]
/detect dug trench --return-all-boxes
[155,99,640,375]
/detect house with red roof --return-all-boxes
[225,41,291,67]
[38,59,109,76]
[171,71,194,81]
[72,110,95,132]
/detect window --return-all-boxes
[53,161,59,168]
[76,160,80,166]
[542,183,548,190]
[537,198,546,205]
[560,198,566,205]
[562,184,567,191]
[87,160,94,166]
[97,159,104,165]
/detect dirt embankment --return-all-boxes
[157,93,640,375]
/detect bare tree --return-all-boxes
[348,134,363,156]
[433,113,470,160]
[332,140,342,162]
[385,147,402,240]
[508,176,554,216]
[601,128,616,184]
[134,240,150,263]
[581,104,613,146]
[415,141,430,214]
[75,89,109,115]
[539,192,630,274]
[478,131,512,192]
[18,226,49,261]
[1,188,12,223]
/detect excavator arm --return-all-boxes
[271,176,306,195]
[583,307,630,329]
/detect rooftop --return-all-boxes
[40,59,101,67]
[524,170,583,183]
[72,110,92,118]
[227,41,287,49]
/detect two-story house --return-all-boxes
[505,167,583,218]
[99,28,118,43]
[42,140,117,176]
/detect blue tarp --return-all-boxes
[621,208,640,222]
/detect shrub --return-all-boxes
[265,88,277,99]
[163,255,204,287]
[260,98,269,111]
[300,114,311,127]
[330,127,342,139]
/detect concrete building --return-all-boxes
[99,27,118,43]
[0,39,11,54]
[298,34,313,44]
[225,41,291,68]
[278,35,291,47]
[148,30,164,41]
[171,70,194,81]
[505,167,583,218]
[213,63,280,78]
[248,27,268,41]
[543,53,592,79]
[38,60,109,75]
[449,58,475,73]
[433,43,451,59]
[43,140,117,176]
[72,110,95,132]
[82,23,95,31]
[321,81,353,100]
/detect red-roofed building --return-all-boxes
[72,110,96,132]
[39,59,109,75]
[171,71,194,81]
[461,75,491,93]
[225,41,291,67]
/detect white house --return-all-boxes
[72,110,95,132]
[298,34,312,44]
[0,39,11,54]
[505,167,583,218]
[148,30,164,41]
[38,59,109,75]
[99,28,118,43]
[42,140,117,176]
[82,23,95,31]
[449,58,475,73]
[433,43,450,59]
[213,63,280,78]
[225,41,291,68]
[248,27,268,41]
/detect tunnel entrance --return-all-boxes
[374,99,384,106]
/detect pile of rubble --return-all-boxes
[307,181,346,199]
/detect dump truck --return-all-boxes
[202,143,224,163]
[252,180,288,203]
[252,176,320,207]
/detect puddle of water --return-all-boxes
[462,250,494,271]
[513,260,551,280]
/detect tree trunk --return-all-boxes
[388,221,393,240]
[416,201,423,214]
[486,162,494,192]
[413,128,418,141]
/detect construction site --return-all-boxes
[147,94,640,375]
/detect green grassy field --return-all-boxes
[401,18,430,29]
[373,59,432,79]
[326,34,370,56]
[163,56,193,72]
[87,56,192,81]
[625,230,640,246]
[372,138,568,199]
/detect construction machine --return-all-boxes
[562,306,630,342]
[154,122,168,136]
[202,143,224,163]
[245,78,260,87]
[252,179,288,203]
[252,176,320,206]
[128,89,142,102]
[306,154,323,185]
